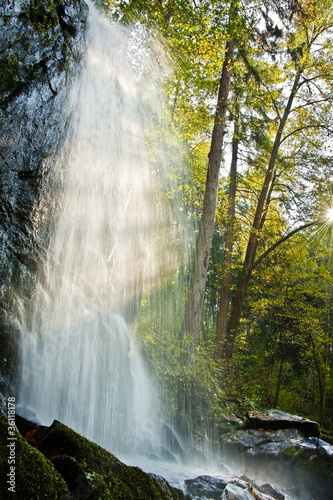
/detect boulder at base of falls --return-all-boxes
[245,409,320,437]
[184,475,288,500]
[0,415,184,499]
[221,423,333,500]
[184,475,228,499]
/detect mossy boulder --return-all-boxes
[36,419,183,499]
[0,416,184,499]
[0,416,70,499]
[283,445,333,500]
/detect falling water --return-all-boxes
[13,5,308,498]
[18,2,179,460]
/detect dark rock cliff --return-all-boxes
[0,0,88,391]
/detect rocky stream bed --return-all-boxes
[1,395,332,499]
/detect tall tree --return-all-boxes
[181,34,235,347]
[223,0,333,359]
[215,99,239,357]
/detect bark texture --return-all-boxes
[215,109,239,357]
[181,39,235,347]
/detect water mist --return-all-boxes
[18,2,181,462]
[13,5,308,499]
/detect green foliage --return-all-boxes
[232,235,333,420]
[109,0,333,431]
[136,277,229,435]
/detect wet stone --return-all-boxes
[185,475,228,499]
[245,410,320,438]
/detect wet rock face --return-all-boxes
[221,427,333,500]
[184,475,285,500]
[0,0,88,391]
[185,475,228,499]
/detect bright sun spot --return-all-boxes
[327,207,333,221]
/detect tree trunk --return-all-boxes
[223,70,301,360]
[311,340,324,417]
[181,38,235,347]
[274,351,284,407]
[216,108,239,357]
[321,291,331,417]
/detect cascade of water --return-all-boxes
[17,2,179,460]
[11,5,306,499]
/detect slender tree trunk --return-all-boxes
[181,38,235,347]
[216,106,239,357]
[311,339,324,416]
[321,289,331,417]
[223,70,302,360]
[201,318,208,348]
[274,351,284,407]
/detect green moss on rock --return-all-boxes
[283,445,333,499]
[321,428,333,444]
[0,416,184,499]
[37,420,182,499]
[0,417,70,499]
[0,54,38,106]
[26,0,58,33]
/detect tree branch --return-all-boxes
[291,96,333,113]
[251,219,321,271]
[281,123,333,144]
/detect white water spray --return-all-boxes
[14,5,305,498]
[18,3,177,460]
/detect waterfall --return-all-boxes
[17,2,179,460]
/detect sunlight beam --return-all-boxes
[327,207,333,222]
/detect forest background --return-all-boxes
[99,0,333,440]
